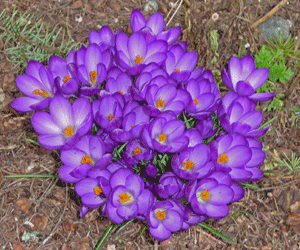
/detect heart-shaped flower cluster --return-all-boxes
[11,9,275,241]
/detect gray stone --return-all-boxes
[258,16,292,42]
[144,0,159,12]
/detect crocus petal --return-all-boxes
[58,165,82,183]
[49,96,74,129]
[61,149,86,166]
[130,9,146,32]
[236,81,255,96]
[225,145,252,168]
[146,12,165,35]
[81,192,105,209]
[38,134,66,150]
[149,223,172,241]
[11,97,41,113]
[75,177,97,197]
[228,56,242,87]
[31,112,62,135]
[209,185,234,206]
[249,92,276,102]
[117,203,139,220]
[85,43,102,73]
[162,210,182,232]
[205,204,229,219]
[128,33,147,62]
[246,68,269,90]
[175,51,198,71]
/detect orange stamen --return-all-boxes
[81,154,93,164]
[119,192,130,203]
[33,89,49,98]
[63,125,73,137]
[107,114,115,121]
[63,75,70,83]
[133,146,141,155]
[94,186,103,196]
[90,71,97,84]
[194,99,199,105]
[200,189,210,200]
[183,160,194,170]
[217,153,229,164]
[189,214,192,219]
[135,55,144,64]
[118,90,124,95]
[156,97,165,108]
[158,132,167,142]
[156,210,166,220]
[174,68,180,72]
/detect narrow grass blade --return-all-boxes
[197,222,237,244]
[95,224,118,250]
[140,223,148,237]
[22,136,40,146]
[258,115,278,129]
[233,210,254,219]
[263,171,280,175]
[239,182,261,190]
[259,126,279,139]
[117,219,135,233]
[2,174,59,178]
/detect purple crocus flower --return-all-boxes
[76,43,112,96]
[123,139,155,165]
[48,54,80,96]
[147,199,183,241]
[163,44,198,82]
[210,133,253,182]
[195,117,218,140]
[184,128,203,148]
[75,168,112,209]
[144,81,188,117]
[96,129,119,153]
[154,172,185,199]
[88,25,115,52]
[130,9,181,45]
[185,78,221,120]
[111,101,150,143]
[185,178,234,219]
[58,135,113,183]
[217,94,268,138]
[145,163,158,178]
[115,32,168,75]
[221,55,276,102]
[93,95,123,132]
[105,168,155,224]
[141,114,189,153]
[183,206,206,226]
[172,143,215,180]
[31,95,93,150]
[206,171,245,203]
[11,61,54,112]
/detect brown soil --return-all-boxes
[1,0,300,249]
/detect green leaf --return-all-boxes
[22,136,40,146]
[263,171,280,175]
[239,182,261,190]
[233,210,254,219]
[117,219,135,233]
[95,224,118,250]
[197,223,237,244]
[139,223,148,237]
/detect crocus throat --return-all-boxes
[133,146,141,155]
[135,55,144,64]
[156,97,165,108]
[156,210,166,220]
[174,68,180,72]
[183,160,194,170]
[33,89,49,98]
[63,75,70,83]
[158,132,167,142]
[64,125,73,137]
[119,192,130,203]
[200,189,210,200]
[107,114,115,121]
[81,154,93,164]
[217,153,229,163]
[90,71,97,84]
[194,99,199,105]
[94,186,103,195]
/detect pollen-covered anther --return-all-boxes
[156,210,166,220]
[194,99,199,105]
[183,160,194,170]
[217,153,229,163]
[94,186,103,195]
[119,192,130,203]
[33,89,49,98]
[156,97,165,108]
[133,146,141,155]
[188,214,192,219]
[63,75,70,83]
[135,55,144,64]
[81,154,93,164]
[64,125,73,137]
[107,114,115,121]
[158,132,167,142]
[174,68,180,72]
[118,90,124,95]
[200,189,210,200]
[90,71,97,84]
[245,80,250,84]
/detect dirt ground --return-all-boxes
[1,0,300,249]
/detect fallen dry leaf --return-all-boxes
[53,189,66,202]
[62,219,76,234]
[74,237,90,250]
[14,198,32,214]
[32,215,48,231]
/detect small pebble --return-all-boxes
[75,14,82,23]
[144,0,159,12]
